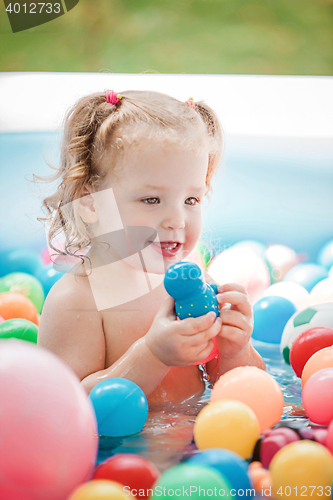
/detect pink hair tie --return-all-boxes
[105,91,122,105]
[186,97,195,109]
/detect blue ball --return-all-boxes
[35,264,64,296]
[0,248,43,278]
[89,378,148,437]
[283,263,328,292]
[317,239,333,271]
[187,449,251,500]
[252,296,297,343]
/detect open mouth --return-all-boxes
[150,241,183,257]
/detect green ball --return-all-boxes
[0,318,38,343]
[153,464,231,500]
[196,241,213,269]
[0,272,45,313]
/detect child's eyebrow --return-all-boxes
[134,184,205,192]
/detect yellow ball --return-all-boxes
[68,480,127,500]
[193,399,260,459]
[270,440,333,500]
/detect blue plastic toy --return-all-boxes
[252,295,297,343]
[187,449,251,500]
[283,263,328,292]
[164,262,219,319]
[88,378,148,437]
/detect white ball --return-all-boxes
[262,282,310,310]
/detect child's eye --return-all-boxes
[185,197,200,206]
[141,196,200,206]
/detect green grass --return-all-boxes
[0,0,332,74]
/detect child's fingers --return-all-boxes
[219,309,253,334]
[218,283,248,294]
[216,291,252,317]
[193,340,215,363]
[192,315,222,344]
[180,311,218,336]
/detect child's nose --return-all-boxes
[161,208,185,231]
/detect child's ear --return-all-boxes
[79,185,99,224]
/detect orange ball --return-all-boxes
[210,366,284,432]
[68,480,127,500]
[301,346,333,388]
[0,292,38,325]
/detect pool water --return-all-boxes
[97,339,307,471]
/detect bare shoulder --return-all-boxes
[37,270,106,381]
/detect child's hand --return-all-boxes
[215,283,254,359]
[145,294,222,367]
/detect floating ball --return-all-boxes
[309,278,333,306]
[196,241,213,269]
[302,368,333,425]
[252,296,297,343]
[270,440,333,500]
[317,239,333,271]
[35,264,64,296]
[208,246,270,303]
[283,263,328,292]
[260,427,300,469]
[264,244,297,283]
[262,282,310,311]
[0,247,43,277]
[0,318,38,343]
[194,399,260,459]
[0,272,45,313]
[326,420,333,455]
[154,463,231,500]
[93,454,160,499]
[89,378,148,437]
[41,247,52,265]
[302,346,333,388]
[280,302,333,364]
[233,240,267,258]
[0,340,98,500]
[210,366,284,432]
[290,327,333,378]
[68,480,127,500]
[0,291,38,324]
[187,449,251,500]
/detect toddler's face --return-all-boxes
[100,143,209,272]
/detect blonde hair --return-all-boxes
[38,89,223,264]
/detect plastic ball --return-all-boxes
[187,449,251,500]
[262,282,310,311]
[89,378,148,437]
[194,399,260,459]
[283,263,328,293]
[154,463,231,500]
[41,247,52,265]
[93,454,160,499]
[280,302,333,364]
[0,291,38,324]
[35,264,64,296]
[68,480,127,500]
[309,278,333,306]
[326,419,333,455]
[0,247,43,277]
[270,440,333,500]
[0,318,38,343]
[208,246,270,303]
[233,240,267,258]
[210,366,284,433]
[302,368,333,425]
[264,244,298,283]
[0,315,4,324]
[196,241,213,269]
[290,327,333,378]
[302,346,333,388]
[0,339,98,500]
[252,296,297,343]
[317,239,333,271]
[0,272,45,313]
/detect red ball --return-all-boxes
[93,454,160,499]
[290,327,333,378]
[260,428,300,468]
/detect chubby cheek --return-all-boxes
[182,215,203,258]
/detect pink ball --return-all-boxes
[0,339,98,500]
[41,247,51,265]
[302,367,333,425]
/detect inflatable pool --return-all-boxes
[0,73,332,475]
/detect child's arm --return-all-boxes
[38,278,222,396]
[204,272,265,383]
